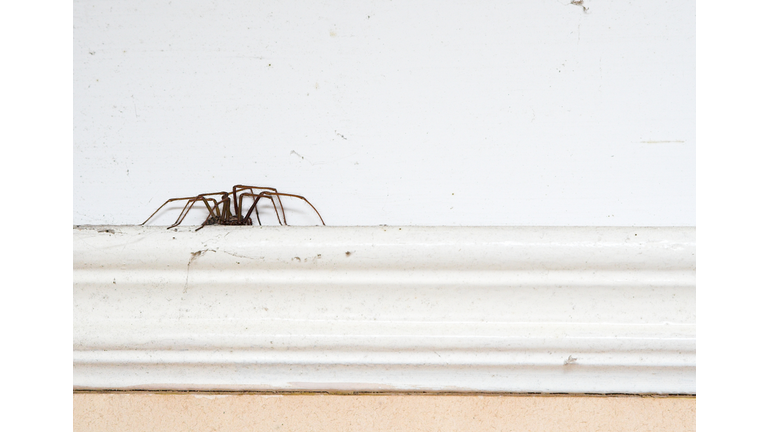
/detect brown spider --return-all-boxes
[141,185,325,231]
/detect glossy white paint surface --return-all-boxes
[74,0,695,226]
[74,226,695,393]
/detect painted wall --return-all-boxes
[74,0,695,226]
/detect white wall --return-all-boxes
[74,0,695,226]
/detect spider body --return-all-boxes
[141,185,324,230]
[204,214,253,226]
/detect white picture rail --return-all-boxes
[74,226,695,393]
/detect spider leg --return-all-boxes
[141,196,212,226]
[220,194,233,221]
[168,196,221,229]
[170,197,204,227]
[260,192,325,226]
[237,193,247,223]
[253,196,262,226]
[232,186,275,222]
[263,194,284,225]
[233,185,286,224]
[237,193,260,225]
[273,193,286,225]
[166,191,232,227]
[193,198,231,231]
[195,215,215,232]
[241,192,284,226]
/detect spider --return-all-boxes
[141,185,325,230]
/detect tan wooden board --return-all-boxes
[74,393,695,432]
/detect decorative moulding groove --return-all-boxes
[73,226,695,394]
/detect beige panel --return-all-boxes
[74,393,695,432]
